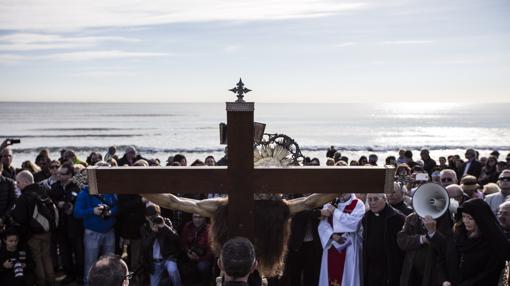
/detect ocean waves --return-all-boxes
[12,144,510,155]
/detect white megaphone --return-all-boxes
[412,183,450,219]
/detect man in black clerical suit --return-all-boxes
[459,149,482,179]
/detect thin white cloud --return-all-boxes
[224,45,240,53]
[42,50,169,61]
[378,40,434,45]
[335,41,358,47]
[0,33,139,51]
[0,50,169,64]
[65,68,138,78]
[0,0,370,32]
[0,54,32,64]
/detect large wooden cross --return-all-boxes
[87,79,394,239]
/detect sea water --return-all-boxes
[1,102,509,167]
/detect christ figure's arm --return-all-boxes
[143,193,227,218]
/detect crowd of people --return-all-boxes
[1,137,510,286]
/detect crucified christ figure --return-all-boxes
[144,192,337,277]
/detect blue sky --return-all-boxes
[0,0,509,103]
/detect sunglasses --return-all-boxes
[462,182,477,186]
[500,177,510,182]
[441,178,454,182]
[50,165,60,169]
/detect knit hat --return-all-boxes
[460,175,480,192]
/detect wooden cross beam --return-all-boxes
[87,79,394,239]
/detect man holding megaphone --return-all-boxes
[397,183,454,286]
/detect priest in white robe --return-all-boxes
[318,193,365,286]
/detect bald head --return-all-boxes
[446,184,464,203]
[16,170,34,190]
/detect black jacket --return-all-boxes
[397,212,453,286]
[435,199,508,285]
[117,154,146,167]
[33,171,50,183]
[459,160,482,179]
[10,184,52,239]
[0,243,35,286]
[1,167,16,181]
[362,205,405,286]
[117,194,145,239]
[288,208,321,251]
[140,218,180,273]
[50,181,83,237]
[390,201,413,216]
[0,176,16,221]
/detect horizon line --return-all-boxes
[1,100,510,104]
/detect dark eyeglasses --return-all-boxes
[441,178,454,182]
[500,177,510,182]
[498,211,510,217]
[124,271,134,281]
[50,165,60,169]
[118,271,134,286]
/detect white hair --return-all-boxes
[500,200,510,210]
[16,170,34,185]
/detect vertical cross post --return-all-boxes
[226,83,255,238]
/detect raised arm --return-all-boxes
[143,193,227,218]
[286,193,338,215]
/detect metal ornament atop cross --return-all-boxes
[229,78,251,103]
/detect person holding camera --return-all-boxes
[0,227,35,286]
[74,185,118,286]
[49,162,84,284]
[140,204,181,286]
[180,213,213,286]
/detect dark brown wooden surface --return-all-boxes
[91,167,229,194]
[91,166,391,195]
[226,108,254,238]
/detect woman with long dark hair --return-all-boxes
[439,198,509,285]
[479,156,499,186]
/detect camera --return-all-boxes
[98,204,111,219]
[6,138,21,145]
[9,258,24,278]
[63,192,78,212]
[189,244,206,257]
[150,216,164,225]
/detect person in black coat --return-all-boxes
[459,149,482,179]
[362,193,405,286]
[436,198,509,286]
[49,163,83,284]
[388,183,413,216]
[0,166,16,227]
[0,227,35,286]
[280,195,322,286]
[141,204,182,286]
[117,146,147,167]
[117,193,146,282]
